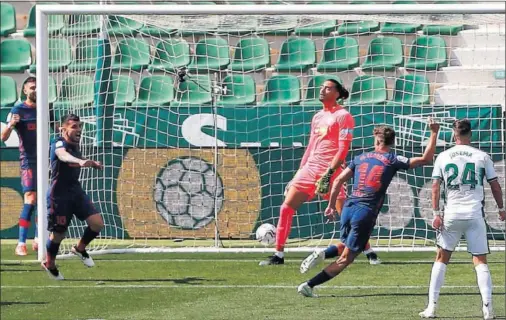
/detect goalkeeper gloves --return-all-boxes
[315,167,335,195]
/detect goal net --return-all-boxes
[35,2,505,258]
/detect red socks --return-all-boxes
[275,204,295,251]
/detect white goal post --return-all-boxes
[35,3,505,261]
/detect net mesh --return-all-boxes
[33,2,506,253]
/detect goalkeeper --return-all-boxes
[260,79,379,266]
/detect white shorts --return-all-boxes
[436,218,489,255]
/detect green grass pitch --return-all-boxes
[1,240,505,320]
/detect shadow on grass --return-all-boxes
[65,277,226,285]
[1,301,47,306]
[1,268,43,272]
[318,292,502,298]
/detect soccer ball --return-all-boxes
[256,223,276,246]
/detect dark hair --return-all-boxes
[61,113,80,125]
[453,119,471,137]
[327,79,349,100]
[374,125,396,146]
[23,77,36,86]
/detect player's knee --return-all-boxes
[50,232,65,243]
[472,254,487,266]
[90,215,104,231]
[24,191,37,205]
[435,247,451,264]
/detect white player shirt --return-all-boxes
[432,145,498,220]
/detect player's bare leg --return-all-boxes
[420,247,452,318]
[260,186,308,266]
[42,232,65,280]
[72,213,104,267]
[16,191,37,256]
[298,247,360,297]
[473,255,494,320]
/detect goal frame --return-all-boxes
[35,3,506,261]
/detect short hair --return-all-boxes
[452,119,471,137]
[23,77,36,87]
[373,125,396,146]
[327,79,349,100]
[61,113,80,126]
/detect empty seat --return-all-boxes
[388,74,430,106]
[229,37,270,72]
[188,38,230,72]
[361,37,404,71]
[405,36,447,71]
[24,4,65,37]
[113,38,151,72]
[0,39,32,73]
[260,75,301,106]
[380,0,421,34]
[0,76,17,108]
[68,39,100,72]
[61,14,101,35]
[294,20,337,36]
[349,75,387,105]
[137,75,174,106]
[111,75,136,106]
[30,38,72,73]
[337,20,380,35]
[423,0,464,35]
[0,3,16,37]
[107,15,143,36]
[20,76,57,104]
[148,39,191,73]
[54,75,94,109]
[302,74,343,106]
[317,37,359,72]
[140,25,177,37]
[217,74,256,106]
[275,37,316,72]
[174,75,212,105]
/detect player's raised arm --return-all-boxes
[409,118,440,169]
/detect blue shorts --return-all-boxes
[20,165,37,193]
[47,189,98,233]
[339,202,377,253]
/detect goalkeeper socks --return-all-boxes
[307,270,334,288]
[428,261,447,306]
[46,239,61,267]
[275,204,295,252]
[78,227,100,250]
[324,243,345,259]
[475,263,493,305]
[18,204,35,244]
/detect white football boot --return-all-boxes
[300,250,325,274]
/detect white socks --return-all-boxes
[275,251,284,258]
[362,248,373,255]
[428,262,447,307]
[475,263,493,306]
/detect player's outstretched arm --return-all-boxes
[55,148,103,169]
[409,118,440,169]
[325,168,353,218]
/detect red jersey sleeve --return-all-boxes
[338,112,355,142]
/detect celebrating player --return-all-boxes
[42,114,104,280]
[260,79,378,266]
[1,77,39,255]
[298,119,440,297]
[419,119,505,320]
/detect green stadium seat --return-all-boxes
[217,74,256,106]
[260,75,301,106]
[0,3,16,37]
[148,39,191,73]
[361,37,404,71]
[349,75,387,105]
[302,74,343,106]
[107,15,143,36]
[316,37,359,72]
[174,75,212,106]
[380,0,421,34]
[140,25,177,37]
[29,38,72,73]
[229,37,270,72]
[294,20,337,36]
[0,39,32,73]
[20,77,57,104]
[423,1,464,35]
[337,20,380,35]
[111,75,136,106]
[54,75,94,109]
[388,74,430,106]
[137,75,174,107]
[275,37,316,72]
[68,39,99,72]
[24,4,65,37]
[61,14,101,36]
[405,36,447,71]
[113,38,151,72]
[0,76,17,108]
[188,38,230,72]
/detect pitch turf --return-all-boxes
[1,240,505,320]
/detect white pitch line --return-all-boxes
[2,284,504,290]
